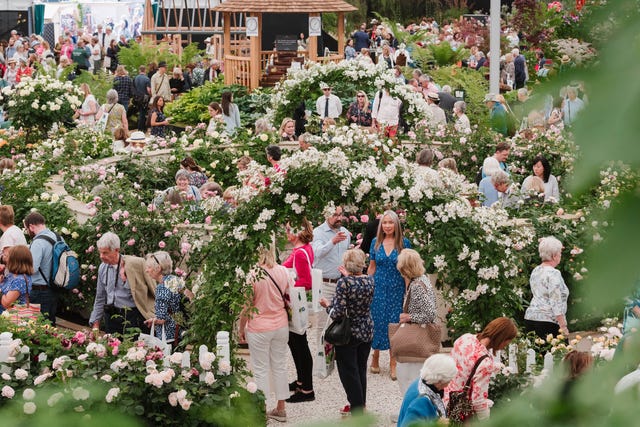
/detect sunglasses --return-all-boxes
[357,94,365,97]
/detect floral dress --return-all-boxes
[154,276,182,341]
[369,236,411,350]
[328,275,375,343]
[188,171,208,187]
[443,333,497,414]
[150,108,167,138]
[0,272,32,313]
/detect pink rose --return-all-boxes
[127,239,135,246]
[360,214,369,223]
[158,241,166,249]
[204,216,212,225]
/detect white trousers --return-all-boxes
[246,326,290,401]
[396,361,424,395]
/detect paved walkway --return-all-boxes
[242,312,406,426]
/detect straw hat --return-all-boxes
[561,55,571,64]
[126,131,150,145]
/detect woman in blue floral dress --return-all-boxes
[144,251,189,344]
[368,210,410,380]
[0,246,33,313]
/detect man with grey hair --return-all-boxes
[312,205,350,302]
[89,232,153,334]
[491,170,518,208]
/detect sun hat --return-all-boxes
[204,37,211,43]
[561,55,571,64]
[483,93,498,103]
[126,131,150,145]
[427,92,440,101]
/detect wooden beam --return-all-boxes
[249,13,262,90]
[308,12,319,62]
[337,12,345,58]
[223,12,231,86]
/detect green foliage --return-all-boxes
[427,42,468,67]
[429,66,489,120]
[116,40,203,77]
[164,81,248,126]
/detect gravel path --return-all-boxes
[244,312,404,426]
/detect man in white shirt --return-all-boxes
[0,205,27,260]
[371,88,401,137]
[426,92,447,127]
[151,61,172,101]
[315,83,342,122]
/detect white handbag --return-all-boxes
[139,322,172,356]
[313,314,336,379]
[288,285,309,335]
[299,249,323,312]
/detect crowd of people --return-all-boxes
[0,12,635,427]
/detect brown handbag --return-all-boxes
[388,279,441,363]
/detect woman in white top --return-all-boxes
[221,91,241,134]
[522,155,560,203]
[206,101,224,136]
[90,37,102,74]
[453,101,471,134]
[76,83,99,125]
[371,88,401,137]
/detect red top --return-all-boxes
[282,244,314,291]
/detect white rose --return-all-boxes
[1,385,15,398]
[246,382,258,393]
[22,388,36,400]
[105,387,120,403]
[23,402,36,415]
[168,392,178,407]
[14,368,28,380]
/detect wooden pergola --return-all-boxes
[212,0,357,90]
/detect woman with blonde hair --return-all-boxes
[239,244,293,422]
[395,249,438,393]
[279,117,296,142]
[75,83,99,125]
[438,158,458,174]
[346,91,372,127]
[368,210,411,379]
[282,218,316,403]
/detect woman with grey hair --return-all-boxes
[397,354,458,426]
[524,236,570,338]
[96,88,128,136]
[453,101,471,134]
[143,251,187,344]
[153,169,202,209]
[319,248,375,416]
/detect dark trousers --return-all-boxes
[30,287,59,325]
[136,101,148,131]
[288,331,313,391]
[335,339,371,411]
[105,306,147,336]
[525,319,561,339]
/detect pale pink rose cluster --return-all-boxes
[86,342,107,358]
[218,360,231,375]
[105,387,120,403]
[33,372,53,385]
[144,369,176,388]
[199,352,216,370]
[1,385,15,398]
[14,368,28,380]
[168,389,192,410]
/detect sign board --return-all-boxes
[245,17,258,37]
[275,34,298,51]
[308,16,321,37]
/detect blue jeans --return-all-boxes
[30,286,59,325]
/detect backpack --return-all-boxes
[34,234,81,290]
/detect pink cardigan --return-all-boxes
[282,244,314,291]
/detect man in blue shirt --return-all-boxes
[312,205,350,302]
[483,93,508,136]
[24,212,57,325]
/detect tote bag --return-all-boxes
[313,315,336,379]
[95,104,114,132]
[139,322,172,356]
[298,248,323,312]
[288,285,309,335]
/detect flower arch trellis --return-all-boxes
[269,60,432,128]
[190,126,541,346]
